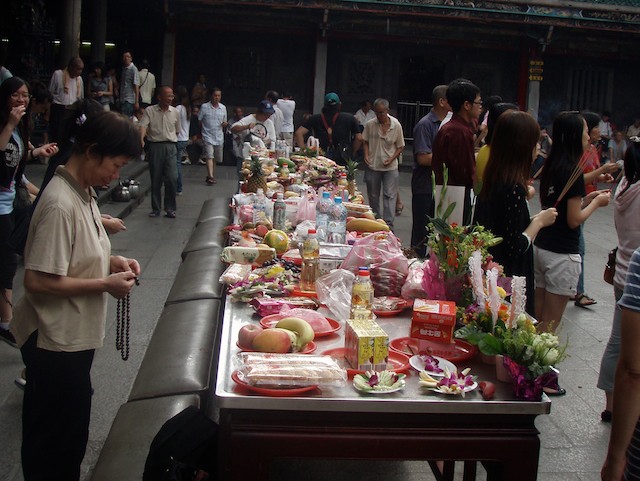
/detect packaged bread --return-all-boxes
[236,353,347,387]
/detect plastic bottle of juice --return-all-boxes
[350,267,374,320]
[272,192,286,231]
[299,229,320,292]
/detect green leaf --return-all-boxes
[479,334,504,356]
[442,202,457,223]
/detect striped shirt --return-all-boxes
[619,246,640,481]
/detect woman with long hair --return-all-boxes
[534,112,611,334]
[597,139,640,422]
[0,77,57,346]
[474,110,557,314]
[11,111,141,480]
[174,85,191,195]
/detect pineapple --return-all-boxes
[345,158,358,196]
[246,155,267,193]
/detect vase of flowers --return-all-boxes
[501,317,568,401]
[422,167,503,308]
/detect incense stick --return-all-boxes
[532,163,544,180]
[554,156,589,208]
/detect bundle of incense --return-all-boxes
[532,163,545,180]
[554,155,590,208]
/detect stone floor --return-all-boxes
[0,162,618,480]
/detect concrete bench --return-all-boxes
[90,394,202,481]
[128,299,222,402]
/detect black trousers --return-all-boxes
[411,192,434,258]
[20,330,95,481]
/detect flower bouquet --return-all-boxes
[422,167,502,305]
[501,316,568,401]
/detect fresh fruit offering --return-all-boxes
[352,370,406,393]
[237,317,315,353]
[479,381,496,400]
[419,367,476,396]
[262,229,290,255]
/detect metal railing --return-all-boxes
[396,101,432,142]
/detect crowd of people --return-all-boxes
[4,44,640,479]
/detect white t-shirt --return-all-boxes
[272,106,284,137]
[277,99,296,133]
[355,109,375,126]
[232,114,276,148]
[138,69,156,104]
[176,105,190,142]
[49,69,84,106]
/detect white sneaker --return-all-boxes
[181,159,191,165]
[198,159,206,165]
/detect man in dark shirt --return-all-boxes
[432,78,482,224]
[294,92,362,164]
[411,85,450,256]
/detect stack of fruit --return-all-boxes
[238,317,315,353]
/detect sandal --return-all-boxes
[395,203,404,216]
[542,386,567,397]
[575,293,597,308]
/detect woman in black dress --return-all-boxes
[474,110,557,315]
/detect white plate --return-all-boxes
[430,381,478,396]
[352,379,406,394]
[409,355,456,378]
[352,372,406,394]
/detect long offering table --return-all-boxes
[214,300,551,481]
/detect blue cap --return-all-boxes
[324,92,340,106]
[334,197,342,203]
[257,100,275,114]
[322,191,331,198]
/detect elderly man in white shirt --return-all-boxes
[48,57,84,143]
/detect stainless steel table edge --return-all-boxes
[214,297,551,415]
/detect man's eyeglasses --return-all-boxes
[472,101,483,106]
[374,110,387,115]
[11,93,31,101]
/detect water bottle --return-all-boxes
[272,192,286,231]
[299,229,320,292]
[327,196,347,244]
[315,191,332,242]
[350,267,374,320]
[253,188,267,224]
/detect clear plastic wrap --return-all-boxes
[235,353,347,387]
[400,259,426,299]
[341,232,408,297]
[219,263,252,284]
[315,268,356,321]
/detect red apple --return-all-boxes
[255,224,269,237]
[238,324,263,349]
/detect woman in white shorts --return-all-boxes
[534,111,611,335]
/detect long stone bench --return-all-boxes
[90,199,231,481]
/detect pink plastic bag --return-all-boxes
[295,189,316,225]
[340,232,409,297]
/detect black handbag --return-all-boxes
[604,247,617,285]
